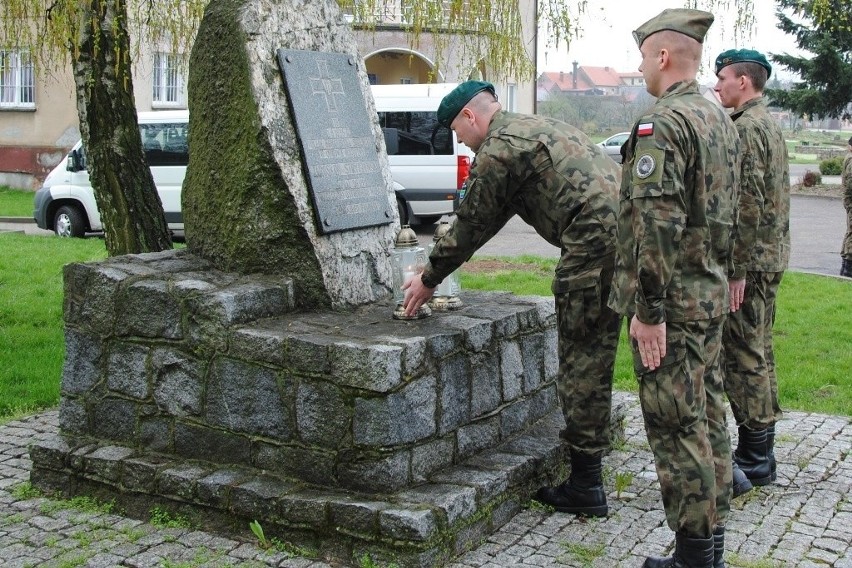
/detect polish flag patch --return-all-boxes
[637,122,654,136]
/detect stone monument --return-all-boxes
[181,0,397,309]
[29,0,624,565]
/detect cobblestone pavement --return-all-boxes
[2,395,850,567]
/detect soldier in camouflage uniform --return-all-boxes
[842,136,852,277]
[402,80,622,518]
[607,9,740,568]
[714,49,791,498]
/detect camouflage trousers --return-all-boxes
[634,316,731,538]
[843,195,852,258]
[553,254,621,456]
[723,271,784,429]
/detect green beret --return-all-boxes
[633,8,714,48]
[715,48,772,78]
[437,81,496,127]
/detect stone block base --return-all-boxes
[38,248,631,566]
[30,406,623,567]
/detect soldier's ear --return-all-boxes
[658,48,670,70]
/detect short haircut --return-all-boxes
[728,61,768,91]
[648,30,702,68]
[467,90,499,114]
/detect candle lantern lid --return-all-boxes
[432,221,452,242]
[395,225,419,248]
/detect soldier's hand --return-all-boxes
[729,278,746,312]
[630,315,667,371]
[401,273,435,317]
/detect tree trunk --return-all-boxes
[71,0,172,255]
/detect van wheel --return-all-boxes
[397,198,410,226]
[54,205,85,238]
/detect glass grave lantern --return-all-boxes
[427,221,463,311]
[391,225,431,320]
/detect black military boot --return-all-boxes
[841,258,852,277]
[713,526,725,568]
[767,424,777,481]
[734,426,772,486]
[644,532,714,568]
[732,461,753,498]
[535,450,608,517]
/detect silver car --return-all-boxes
[597,132,630,163]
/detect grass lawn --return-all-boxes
[785,130,849,165]
[0,237,850,422]
[785,140,824,165]
[0,234,106,420]
[462,256,852,417]
[0,186,36,217]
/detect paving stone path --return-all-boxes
[2,393,850,567]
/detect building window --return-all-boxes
[506,83,517,112]
[152,53,183,107]
[367,73,378,85]
[0,50,35,109]
[400,77,412,84]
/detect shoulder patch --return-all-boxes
[637,122,654,137]
[630,146,665,187]
[635,154,656,179]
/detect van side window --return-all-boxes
[139,122,189,166]
[378,111,452,156]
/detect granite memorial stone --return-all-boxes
[182,0,397,309]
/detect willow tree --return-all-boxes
[1,0,203,255]
[1,0,750,255]
[337,0,584,82]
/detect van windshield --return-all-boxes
[378,111,452,156]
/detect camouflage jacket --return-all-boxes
[421,110,621,290]
[844,152,852,209]
[729,96,790,276]
[607,80,740,324]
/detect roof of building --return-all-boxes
[579,66,623,87]
[538,71,593,92]
[539,65,633,92]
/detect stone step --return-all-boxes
[31,407,592,567]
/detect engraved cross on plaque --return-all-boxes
[310,60,345,113]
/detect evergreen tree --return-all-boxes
[768,0,852,120]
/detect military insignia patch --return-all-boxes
[637,122,654,136]
[635,154,656,179]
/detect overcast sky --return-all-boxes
[536,1,806,83]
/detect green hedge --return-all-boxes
[819,156,843,176]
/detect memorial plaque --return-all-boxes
[277,49,391,234]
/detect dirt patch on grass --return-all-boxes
[464,258,553,275]
[791,183,843,199]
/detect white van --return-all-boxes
[373,83,473,225]
[33,110,188,237]
[33,84,472,237]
